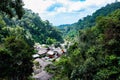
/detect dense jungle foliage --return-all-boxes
[1,0,120,80]
[0,0,63,80]
[46,8,120,80]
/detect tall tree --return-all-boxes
[0,36,35,80]
[0,0,24,18]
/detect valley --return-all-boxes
[0,1,120,80]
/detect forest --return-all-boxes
[0,0,120,80]
[0,0,63,79]
[58,2,120,41]
[46,9,120,80]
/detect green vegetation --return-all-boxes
[1,0,120,80]
[0,1,35,79]
[0,36,34,80]
[58,2,120,41]
[19,9,63,44]
[0,0,63,80]
[4,9,63,45]
[0,0,24,18]
[47,9,120,80]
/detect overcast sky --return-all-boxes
[23,0,119,26]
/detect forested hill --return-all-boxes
[58,2,120,40]
[3,9,64,44]
[47,8,120,80]
[0,0,64,79]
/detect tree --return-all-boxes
[17,9,63,44]
[47,9,120,80]
[0,15,9,42]
[0,0,24,18]
[0,36,35,80]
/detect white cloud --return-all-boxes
[23,0,119,25]
[23,0,55,13]
[56,7,66,13]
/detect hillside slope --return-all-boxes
[49,8,120,80]
[58,2,120,40]
[3,9,64,44]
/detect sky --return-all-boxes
[23,0,119,26]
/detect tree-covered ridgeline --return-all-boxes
[19,9,64,44]
[46,9,120,80]
[3,9,64,45]
[58,2,120,41]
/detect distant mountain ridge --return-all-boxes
[57,2,120,40]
